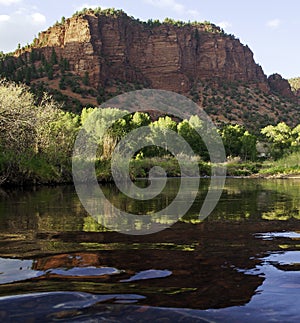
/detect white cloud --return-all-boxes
[145,0,199,17]
[187,9,200,18]
[31,12,46,25]
[0,15,10,22]
[0,0,22,6]
[0,9,47,52]
[172,2,185,14]
[266,19,281,29]
[217,21,232,30]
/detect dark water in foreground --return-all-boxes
[0,178,299,322]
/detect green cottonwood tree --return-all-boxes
[221,124,244,158]
[149,116,177,157]
[241,131,257,161]
[221,124,257,160]
[177,117,208,159]
[261,122,293,159]
[291,124,300,149]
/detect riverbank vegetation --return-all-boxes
[0,80,299,185]
[0,80,80,185]
[259,152,300,176]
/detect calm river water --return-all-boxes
[0,178,299,322]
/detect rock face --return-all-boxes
[27,11,269,94]
[268,73,295,99]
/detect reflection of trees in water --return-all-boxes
[202,179,299,222]
[262,202,300,220]
[1,179,300,312]
[0,186,85,232]
[0,179,299,233]
[260,179,300,220]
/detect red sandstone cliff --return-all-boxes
[5,9,299,128]
[21,11,269,94]
[268,73,295,99]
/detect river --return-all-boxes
[0,178,299,322]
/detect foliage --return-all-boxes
[226,161,261,176]
[70,7,224,35]
[129,157,211,180]
[220,124,257,161]
[261,122,300,159]
[0,80,36,152]
[0,80,79,184]
[163,18,189,27]
[80,107,151,159]
[145,19,162,28]
[289,77,300,92]
[72,7,126,18]
[260,151,300,175]
[0,49,70,85]
[1,79,299,185]
[177,116,209,160]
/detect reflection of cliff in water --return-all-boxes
[0,221,268,310]
[0,179,299,310]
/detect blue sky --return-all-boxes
[0,0,299,79]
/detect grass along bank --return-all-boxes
[259,152,300,177]
[95,156,265,181]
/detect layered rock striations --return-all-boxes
[2,9,298,128]
[23,11,269,93]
